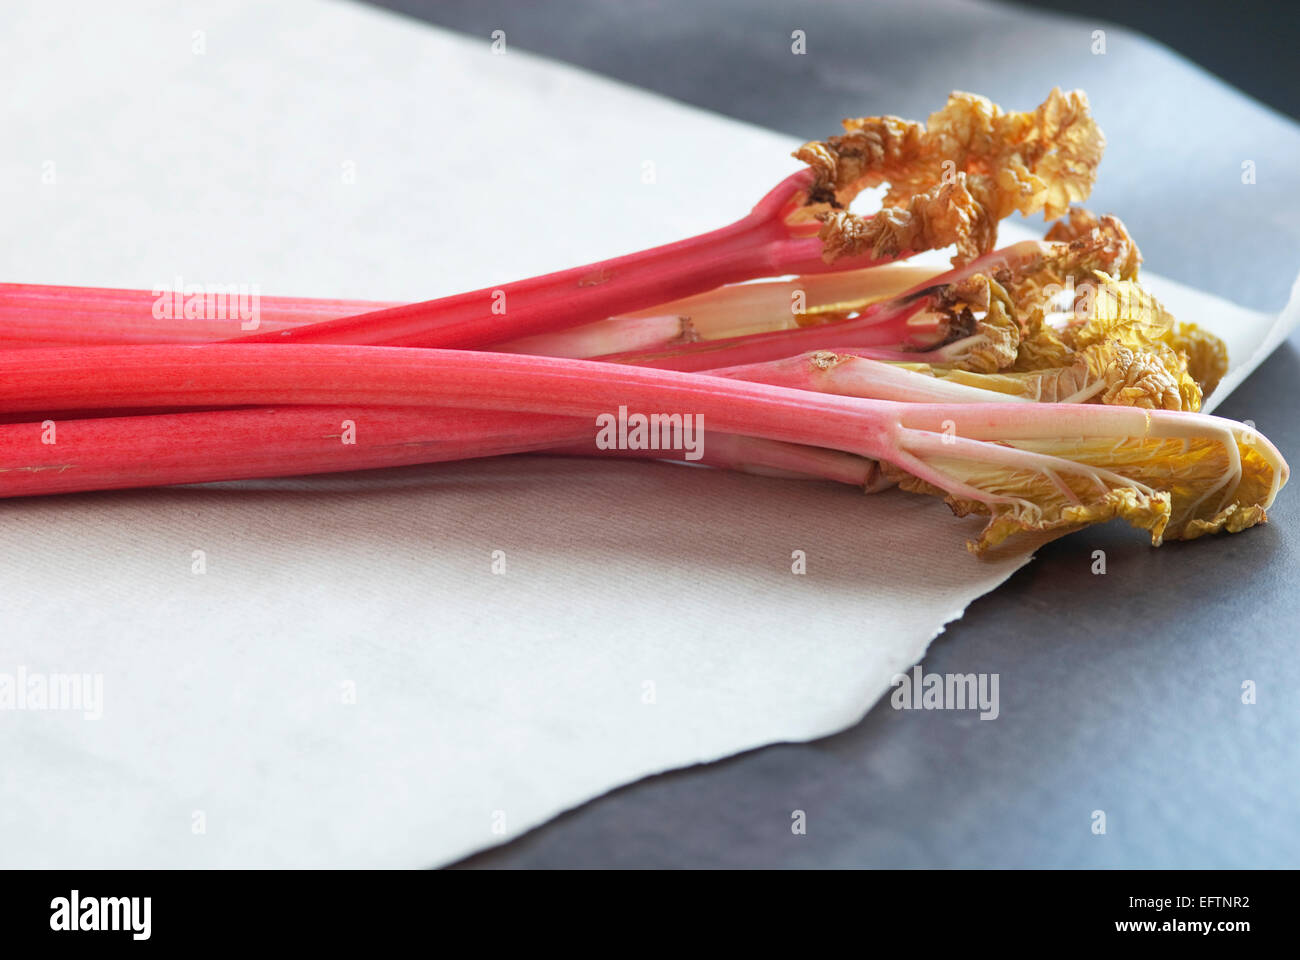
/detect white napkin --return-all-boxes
[0,0,1295,867]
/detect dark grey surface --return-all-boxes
[362,0,1300,867]
[1018,0,1300,123]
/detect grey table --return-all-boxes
[367,0,1300,867]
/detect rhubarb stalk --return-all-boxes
[228,172,894,349]
[0,344,1283,552]
[0,405,879,497]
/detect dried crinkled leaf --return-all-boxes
[907,267,1201,409]
[908,340,1185,409]
[1004,430,1283,544]
[916,250,1218,411]
[1164,321,1229,397]
[1029,234,1226,400]
[1000,303,1070,370]
[932,274,1020,372]
[903,209,1153,366]
[795,88,1105,265]
[1042,207,1142,280]
[1001,212,1142,320]
[817,174,994,264]
[1091,342,1186,410]
[1045,274,1200,409]
[795,114,926,209]
[879,406,1286,555]
[882,453,1177,554]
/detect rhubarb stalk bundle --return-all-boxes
[0,88,1286,556]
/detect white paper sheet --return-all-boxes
[0,0,1296,867]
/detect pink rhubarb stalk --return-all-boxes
[0,344,1284,550]
[0,283,689,356]
[226,172,897,349]
[594,240,1048,371]
[0,342,1273,472]
[0,405,876,497]
[0,283,393,346]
